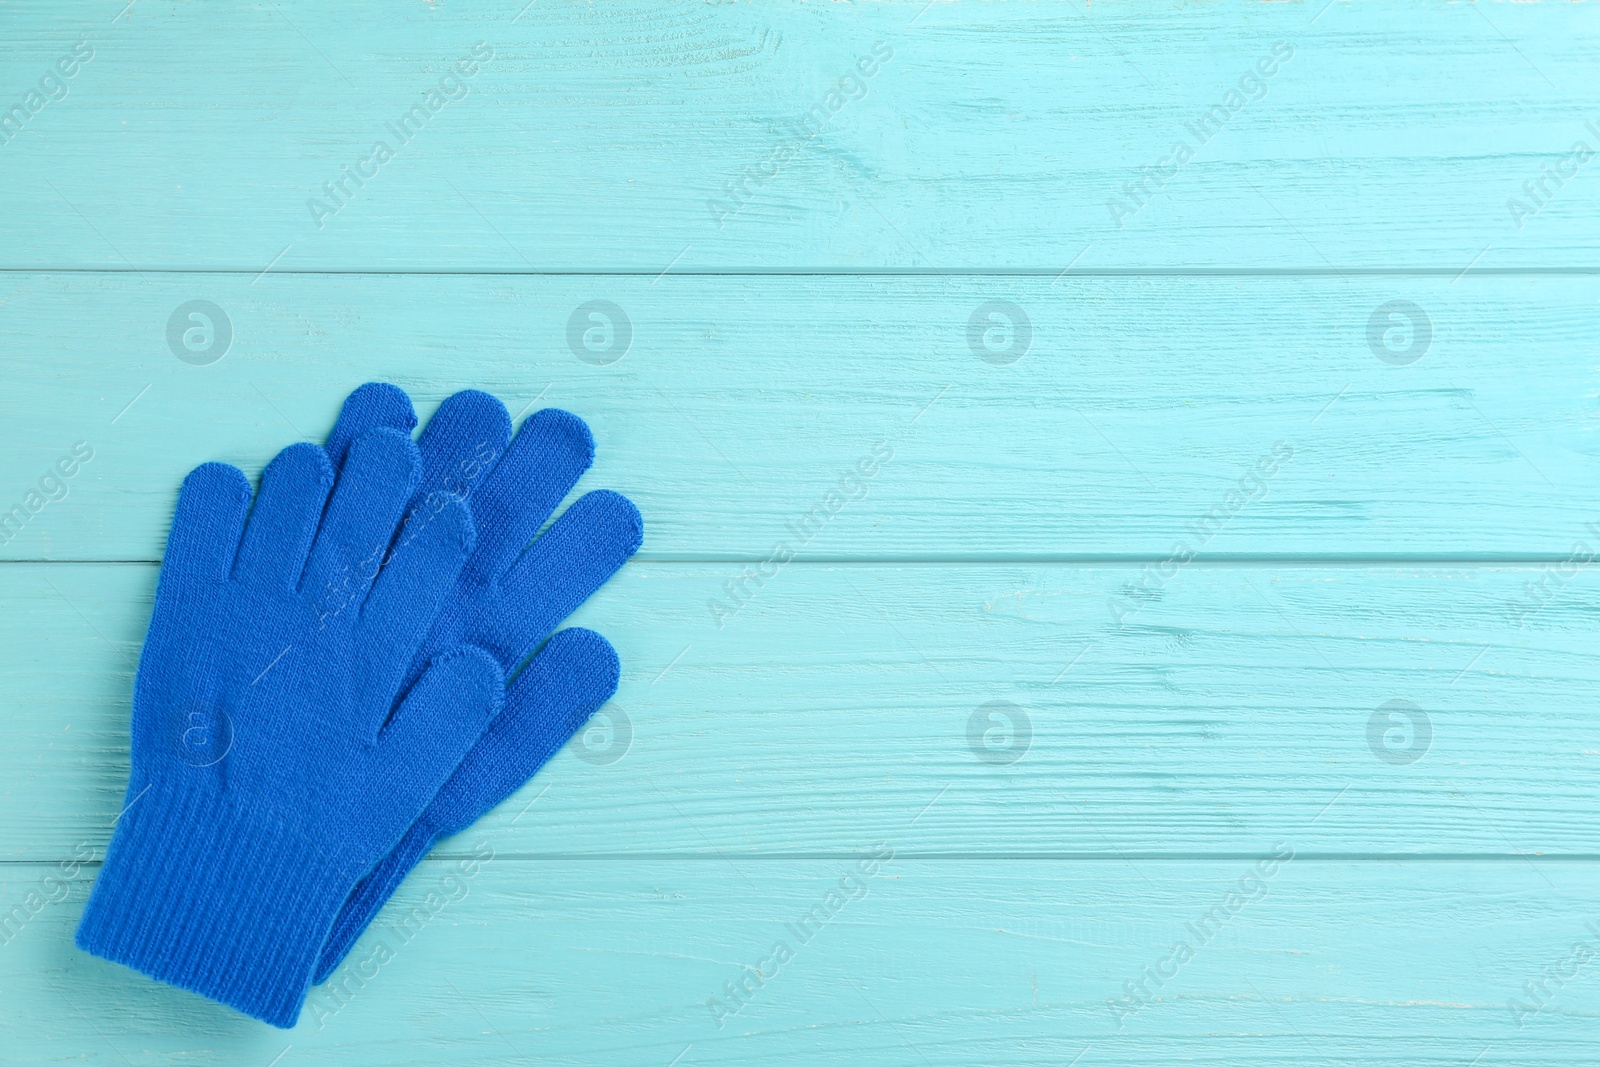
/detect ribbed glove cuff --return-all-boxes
[76,782,355,1028]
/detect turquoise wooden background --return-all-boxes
[2,0,1598,1063]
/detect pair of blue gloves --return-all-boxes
[75,384,642,1027]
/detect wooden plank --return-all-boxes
[2,1,1598,270]
[5,561,1597,861]
[1,857,1595,1063]
[4,2,1594,1062]
[2,272,1596,562]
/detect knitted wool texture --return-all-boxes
[308,384,643,983]
[78,386,640,1025]
[76,428,505,1027]
[315,626,621,981]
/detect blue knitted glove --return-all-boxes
[315,626,621,982]
[308,385,642,982]
[320,386,640,693]
[77,429,505,1027]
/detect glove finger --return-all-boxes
[464,409,594,585]
[314,629,619,984]
[490,490,641,662]
[414,389,512,507]
[428,628,621,837]
[374,645,504,818]
[233,443,333,589]
[163,462,250,585]
[359,493,476,708]
[324,382,416,470]
[299,428,421,616]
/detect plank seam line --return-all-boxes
[5,268,1600,278]
[6,557,1600,567]
[9,854,1600,865]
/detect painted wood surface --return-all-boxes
[4,561,1597,861]
[1,273,1596,562]
[1,1,1599,271]
[2,1,1597,1064]
[3,860,1598,1065]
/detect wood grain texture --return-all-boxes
[2,859,1597,1064]
[2,1,1596,1062]
[5,562,1595,861]
[1,272,1596,562]
[1,1,1597,271]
